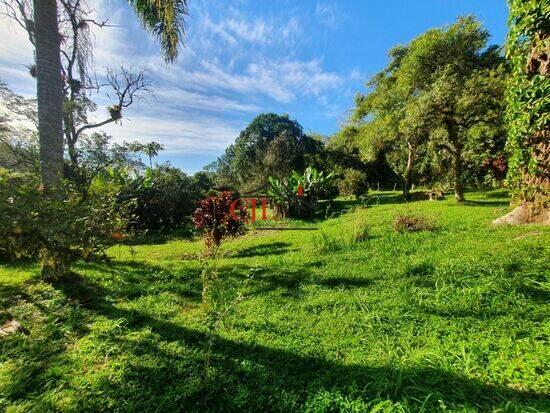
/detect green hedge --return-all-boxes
[505,0,550,208]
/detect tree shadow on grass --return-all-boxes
[71,260,203,303]
[5,254,548,411]
[462,200,510,207]
[48,276,550,411]
[231,241,293,258]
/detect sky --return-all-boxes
[0,0,509,173]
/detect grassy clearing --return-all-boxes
[1,191,549,412]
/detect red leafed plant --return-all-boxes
[194,191,247,252]
[482,155,508,181]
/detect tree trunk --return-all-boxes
[403,142,414,201]
[34,0,69,280]
[34,0,64,190]
[453,145,465,203]
[39,248,69,282]
[445,116,465,203]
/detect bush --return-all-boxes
[193,191,247,252]
[0,169,130,279]
[107,165,214,233]
[338,168,367,198]
[393,213,437,233]
[314,232,345,253]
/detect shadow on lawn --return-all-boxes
[4,260,547,411]
[462,199,510,207]
[231,241,293,258]
[47,273,549,411]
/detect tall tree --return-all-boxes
[33,0,64,190]
[345,46,427,200]
[4,0,190,279]
[346,17,505,202]
[218,113,317,191]
[393,17,504,202]
[494,0,549,224]
[6,0,189,190]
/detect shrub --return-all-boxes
[108,165,214,233]
[0,169,131,279]
[393,213,437,233]
[268,167,336,219]
[338,168,367,198]
[314,232,345,253]
[193,191,247,252]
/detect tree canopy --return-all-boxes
[213,113,324,191]
[340,16,506,201]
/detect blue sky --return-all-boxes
[0,0,508,173]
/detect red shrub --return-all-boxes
[482,155,508,181]
[193,192,247,249]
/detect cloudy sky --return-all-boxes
[0,0,508,172]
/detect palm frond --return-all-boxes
[128,0,189,63]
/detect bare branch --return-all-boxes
[75,67,152,138]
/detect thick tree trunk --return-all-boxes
[34,0,64,190]
[493,203,550,225]
[453,145,465,203]
[34,0,68,280]
[403,142,414,201]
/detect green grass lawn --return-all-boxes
[1,191,549,412]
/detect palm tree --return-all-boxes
[128,0,189,63]
[33,0,64,191]
[31,0,189,279]
[32,0,189,189]
[142,142,164,168]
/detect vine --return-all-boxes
[505,0,550,210]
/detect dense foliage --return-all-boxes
[337,168,367,198]
[113,165,214,234]
[505,0,550,211]
[0,169,130,279]
[210,113,326,191]
[268,167,336,218]
[341,17,506,201]
[193,191,247,250]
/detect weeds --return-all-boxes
[314,222,369,252]
[393,213,437,233]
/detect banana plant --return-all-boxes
[268,167,336,218]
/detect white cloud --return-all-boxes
[195,9,303,50]
[349,67,366,81]
[101,113,241,154]
[0,0,347,163]
[315,2,342,29]
[153,87,260,113]
[0,14,35,94]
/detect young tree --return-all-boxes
[494,0,549,224]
